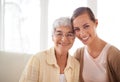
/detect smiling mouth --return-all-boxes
[59,43,70,46]
[81,36,89,42]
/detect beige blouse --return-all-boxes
[19,47,80,82]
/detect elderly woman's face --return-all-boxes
[52,26,75,52]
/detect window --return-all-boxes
[1,0,41,54]
[97,0,120,49]
[1,0,119,55]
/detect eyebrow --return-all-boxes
[55,30,62,33]
[55,30,74,33]
[83,23,89,27]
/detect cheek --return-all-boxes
[75,32,80,37]
[52,37,60,44]
[91,28,97,36]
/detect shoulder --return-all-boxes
[108,45,120,52]
[74,47,84,55]
[34,49,48,58]
[30,48,53,61]
[73,47,84,61]
[107,45,120,61]
[71,55,80,64]
[107,45,120,57]
[70,55,80,70]
[69,55,80,69]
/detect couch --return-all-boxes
[0,51,32,82]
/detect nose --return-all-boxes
[61,35,68,41]
[79,29,85,35]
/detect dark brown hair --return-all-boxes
[71,7,96,23]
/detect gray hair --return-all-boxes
[52,17,72,34]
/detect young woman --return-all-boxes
[71,7,120,82]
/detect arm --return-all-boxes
[107,46,120,82]
[19,55,40,82]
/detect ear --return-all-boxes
[95,19,98,23]
[95,19,98,27]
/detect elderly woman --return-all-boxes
[19,17,80,82]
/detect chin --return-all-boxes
[82,41,88,45]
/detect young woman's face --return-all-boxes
[52,26,75,52]
[73,13,98,45]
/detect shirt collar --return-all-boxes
[46,47,58,67]
[46,47,74,69]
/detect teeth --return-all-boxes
[82,36,89,40]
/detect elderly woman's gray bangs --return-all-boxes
[52,17,72,34]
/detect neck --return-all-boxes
[55,50,68,74]
[55,48,68,56]
[55,52,68,59]
[87,38,107,58]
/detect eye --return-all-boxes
[55,32,63,36]
[73,27,80,32]
[83,25,89,29]
[67,33,74,37]
[56,33,62,35]
[54,31,63,38]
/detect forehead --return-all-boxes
[55,26,73,32]
[73,13,91,26]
